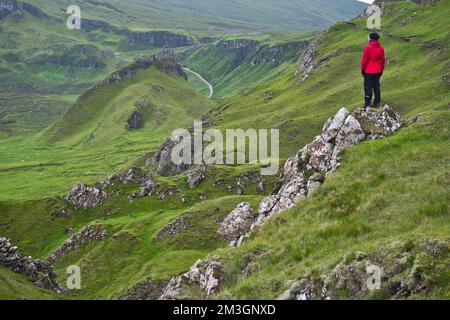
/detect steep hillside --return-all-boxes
[43,50,211,147]
[0,0,197,136]
[162,0,450,299]
[0,0,448,300]
[180,32,317,97]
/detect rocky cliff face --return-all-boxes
[0,237,65,293]
[126,31,194,48]
[251,41,310,66]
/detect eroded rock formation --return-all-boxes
[159,258,224,300]
[0,237,64,293]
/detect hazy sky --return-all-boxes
[358,0,375,4]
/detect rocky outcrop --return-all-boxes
[127,111,144,131]
[251,41,310,66]
[218,202,254,247]
[295,33,325,82]
[279,239,448,300]
[77,50,185,103]
[126,31,194,48]
[186,166,206,189]
[160,258,225,300]
[295,33,341,83]
[155,216,189,241]
[223,105,402,247]
[0,237,64,293]
[118,279,168,300]
[46,225,107,264]
[128,172,157,199]
[65,183,107,209]
[150,138,191,177]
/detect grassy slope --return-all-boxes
[0,1,449,299]
[197,0,449,299]
[0,66,211,202]
[181,32,317,98]
[201,1,450,158]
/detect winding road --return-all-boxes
[183,67,214,98]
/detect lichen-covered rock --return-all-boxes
[65,182,107,209]
[46,225,107,264]
[187,166,206,189]
[330,115,366,166]
[354,105,403,138]
[159,258,224,300]
[322,107,350,142]
[0,237,65,293]
[218,202,254,246]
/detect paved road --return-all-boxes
[183,68,214,98]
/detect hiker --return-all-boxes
[361,32,385,108]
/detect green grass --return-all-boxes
[216,111,450,299]
[180,31,317,98]
[0,0,449,300]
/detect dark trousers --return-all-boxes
[364,73,382,107]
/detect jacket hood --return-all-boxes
[369,39,381,48]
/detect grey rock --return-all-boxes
[0,237,65,293]
[187,166,206,189]
[127,111,144,131]
[160,258,224,300]
[218,202,254,245]
[65,182,107,209]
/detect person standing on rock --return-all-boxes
[361,32,385,109]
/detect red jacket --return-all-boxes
[361,40,385,74]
